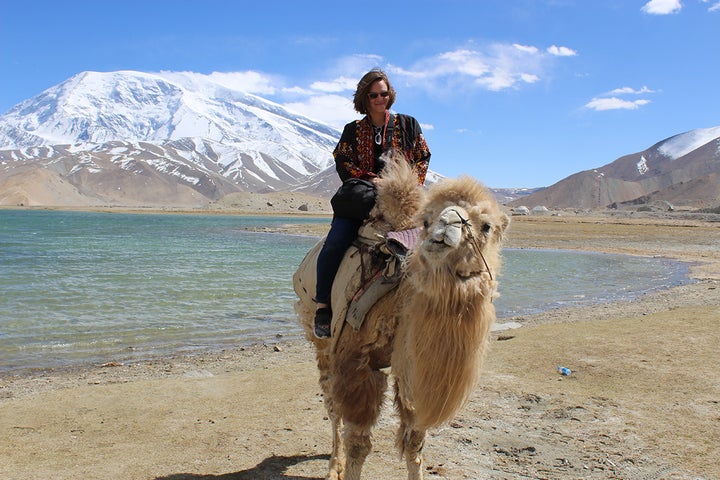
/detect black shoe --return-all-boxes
[314,307,332,339]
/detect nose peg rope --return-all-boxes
[449,208,493,281]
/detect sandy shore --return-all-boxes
[1,213,718,480]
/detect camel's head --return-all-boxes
[415,175,510,284]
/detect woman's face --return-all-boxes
[367,80,390,117]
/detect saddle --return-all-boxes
[344,226,421,330]
[293,223,421,338]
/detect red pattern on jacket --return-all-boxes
[333,113,431,185]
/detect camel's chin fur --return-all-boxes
[293,151,510,480]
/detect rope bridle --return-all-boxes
[450,208,493,281]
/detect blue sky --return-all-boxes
[1,0,718,188]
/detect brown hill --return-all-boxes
[509,130,720,210]
[0,152,223,208]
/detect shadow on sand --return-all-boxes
[153,453,328,480]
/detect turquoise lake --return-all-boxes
[0,209,690,373]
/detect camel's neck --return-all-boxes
[398,283,496,429]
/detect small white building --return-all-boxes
[512,206,530,216]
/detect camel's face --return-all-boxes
[418,201,508,280]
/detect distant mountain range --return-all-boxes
[509,126,720,210]
[0,70,717,209]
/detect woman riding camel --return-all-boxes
[314,68,431,338]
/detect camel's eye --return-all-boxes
[423,219,430,229]
[481,223,492,234]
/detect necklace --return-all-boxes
[372,125,383,145]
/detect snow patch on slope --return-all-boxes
[658,126,720,160]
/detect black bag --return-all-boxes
[330,177,377,220]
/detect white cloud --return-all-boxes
[708,1,720,11]
[388,42,572,94]
[283,94,357,129]
[641,0,682,14]
[309,76,357,93]
[280,86,313,95]
[585,97,652,111]
[513,44,539,54]
[520,73,540,84]
[436,49,493,77]
[547,45,578,57]
[196,44,575,127]
[585,85,656,112]
[475,70,515,91]
[608,86,656,95]
[205,71,279,95]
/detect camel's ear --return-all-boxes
[499,212,510,232]
[496,212,511,241]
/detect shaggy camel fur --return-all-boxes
[294,154,509,480]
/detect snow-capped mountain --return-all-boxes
[0,70,345,206]
[510,126,720,209]
[0,70,339,167]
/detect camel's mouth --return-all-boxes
[424,238,450,252]
[456,269,485,280]
[421,241,488,280]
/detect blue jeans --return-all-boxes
[315,216,363,305]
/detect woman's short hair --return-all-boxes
[353,69,396,115]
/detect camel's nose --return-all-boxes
[429,224,447,242]
[431,208,465,247]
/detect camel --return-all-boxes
[293,153,510,480]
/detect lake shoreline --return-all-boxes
[1,213,718,479]
[2,212,717,384]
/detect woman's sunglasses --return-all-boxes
[368,91,390,99]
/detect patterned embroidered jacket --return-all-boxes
[333,113,431,185]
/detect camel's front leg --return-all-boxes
[342,423,373,480]
[326,406,345,480]
[400,428,426,480]
[395,382,427,480]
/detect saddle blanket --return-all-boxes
[293,224,421,335]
